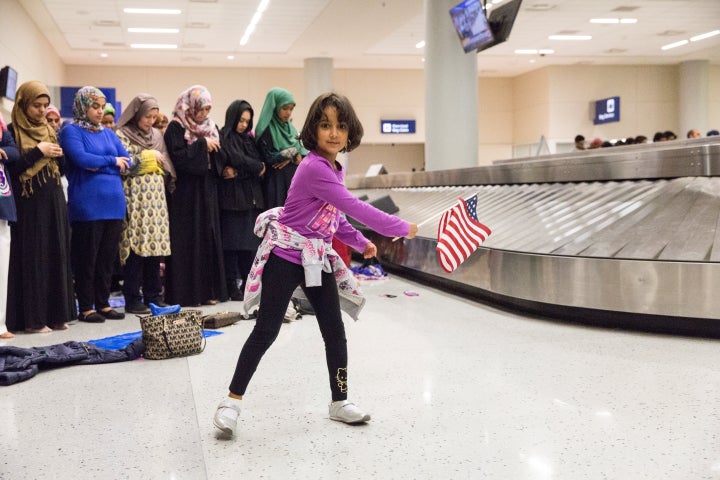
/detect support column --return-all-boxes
[304,57,334,104]
[424,0,479,171]
[679,60,708,137]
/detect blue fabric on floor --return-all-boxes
[88,329,222,351]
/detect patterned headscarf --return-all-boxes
[171,85,219,144]
[10,81,61,197]
[72,86,106,132]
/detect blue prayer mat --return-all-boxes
[88,329,222,350]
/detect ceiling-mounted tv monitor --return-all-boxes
[449,0,495,54]
[478,0,523,52]
[0,66,18,101]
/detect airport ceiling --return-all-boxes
[19,0,720,77]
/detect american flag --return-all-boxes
[436,195,491,273]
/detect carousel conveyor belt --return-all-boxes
[346,138,720,334]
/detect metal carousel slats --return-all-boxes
[347,138,720,325]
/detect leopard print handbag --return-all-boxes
[139,309,205,360]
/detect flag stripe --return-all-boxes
[435,195,492,273]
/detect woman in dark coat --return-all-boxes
[218,100,266,300]
[6,81,75,333]
[163,85,227,306]
[255,87,307,208]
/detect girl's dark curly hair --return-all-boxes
[299,92,364,153]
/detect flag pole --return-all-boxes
[391,216,437,242]
[391,194,476,242]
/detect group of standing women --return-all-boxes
[0,80,307,335]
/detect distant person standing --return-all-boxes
[218,100,265,301]
[573,134,585,151]
[687,129,702,139]
[115,94,174,314]
[163,85,227,306]
[101,103,117,130]
[0,113,18,339]
[60,86,130,323]
[6,81,76,333]
[255,87,307,208]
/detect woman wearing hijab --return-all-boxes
[45,104,62,133]
[0,112,19,338]
[5,81,75,333]
[163,85,227,306]
[115,94,174,314]
[59,86,130,323]
[218,100,266,301]
[255,87,308,208]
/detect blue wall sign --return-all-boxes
[381,119,416,134]
[594,96,620,125]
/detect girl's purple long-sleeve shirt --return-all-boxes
[275,151,409,266]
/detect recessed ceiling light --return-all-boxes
[123,8,181,15]
[100,53,108,58]
[130,43,178,49]
[227,55,235,60]
[128,28,179,33]
[590,18,636,24]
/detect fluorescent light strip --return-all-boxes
[549,35,592,41]
[514,49,554,55]
[590,18,637,24]
[661,40,688,50]
[415,40,425,49]
[240,0,270,46]
[123,8,181,15]
[130,43,178,49]
[690,29,720,42]
[128,27,179,33]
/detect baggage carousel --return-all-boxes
[346,137,720,336]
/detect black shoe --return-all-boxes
[99,309,125,320]
[125,301,151,314]
[78,311,106,323]
[229,290,244,301]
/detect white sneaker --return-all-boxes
[329,400,371,424]
[213,398,242,436]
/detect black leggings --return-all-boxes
[229,253,349,401]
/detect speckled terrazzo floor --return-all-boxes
[1,274,719,480]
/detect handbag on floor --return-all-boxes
[139,309,205,360]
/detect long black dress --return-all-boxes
[218,100,265,297]
[256,128,298,208]
[6,126,76,331]
[163,120,227,306]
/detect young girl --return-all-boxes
[213,92,418,437]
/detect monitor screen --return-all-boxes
[449,0,495,54]
[0,66,18,101]
[485,0,523,49]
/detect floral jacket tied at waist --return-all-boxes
[243,207,365,320]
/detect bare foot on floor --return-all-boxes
[0,331,15,339]
[50,323,69,330]
[25,326,52,333]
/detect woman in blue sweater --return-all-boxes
[59,86,130,323]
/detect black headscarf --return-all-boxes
[221,100,253,140]
[220,100,255,162]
